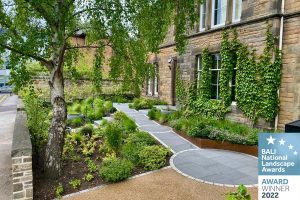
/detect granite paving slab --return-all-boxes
[113,103,258,187]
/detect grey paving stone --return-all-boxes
[172,149,258,185]
[112,104,258,186]
[139,125,172,133]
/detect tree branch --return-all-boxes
[0,44,51,69]
[65,45,103,50]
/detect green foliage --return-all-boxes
[198,48,212,100]
[99,156,133,183]
[68,98,114,122]
[175,67,190,109]
[148,107,161,120]
[139,145,171,170]
[226,185,251,200]
[69,179,81,189]
[181,117,259,145]
[104,123,123,154]
[220,30,237,107]
[180,26,282,123]
[83,173,94,182]
[126,131,157,146]
[121,131,157,165]
[22,87,49,154]
[80,125,94,137]
[67,117,84,128]
[236,24,282,123]
[85,157,98,173]
[92,50,103,93]
[55,183,64,199]
[114,111,137,132]
[130,98,168,110]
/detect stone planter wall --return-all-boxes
[11,107,33,200]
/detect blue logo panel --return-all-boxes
[259,133,300,176]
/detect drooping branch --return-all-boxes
[0,44,51,69]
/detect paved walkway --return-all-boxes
[114,103,258,187]
[0,95,18,199]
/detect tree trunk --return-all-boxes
[44,66,67,179]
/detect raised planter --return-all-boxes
[175,130,258,157]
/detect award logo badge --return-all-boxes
[258,133,300,200]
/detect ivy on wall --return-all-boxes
[236,45,260,122]
[198,48,212,100]
[236,25,282,123]
[219,30,234,107]
[176,24,282,125]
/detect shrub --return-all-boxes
[71,103,81,113]
[55,183,64,199]
[121,141,141,165]
[113,111,128,121]
[158,114,168,124]
[114,111,137,132]
[187,122,210,138]
[93,98,104,108]
[22,88,49,154]
[80,124,94,137]
[103,101,113,114]
[226,184,251,200]
[68,117,83,127]
[69,179,81,189]
[71,132,83,144]
[139,145,170,170]
[83,173,94,182]
[130,98,167,110]
[85,157,98,173]
[148,107,161,120]
[94,108,104,119]
[122,118,137,132]
[84,97,94,104]
[99,156,133,183]
[169,118,192,132]
[104,123,123,153]
[126,131,156,146]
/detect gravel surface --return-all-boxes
[65,168,258,200]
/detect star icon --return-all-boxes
[279,139,285,146]
[266,135,276,145]
[288,144,294,150]
[294,151,298,156]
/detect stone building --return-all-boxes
[144,0,300,130]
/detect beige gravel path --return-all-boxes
[65,167,258,200]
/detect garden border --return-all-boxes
[57,166,172,200]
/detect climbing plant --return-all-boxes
[220,30,235,107]
[259,27,282,121]
[236,24,282,123]
[177,24,282,123]
[198,48,212,100]
[236,45,260,123]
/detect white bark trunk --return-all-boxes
[44,66,66,178]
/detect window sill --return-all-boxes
[211,23,225,29]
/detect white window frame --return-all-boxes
[211,0,227,28]
[147,76,152,96]
[210,54,221,100]
[199,1,206,31]
[196,55,202,88]
[230,66,237,103]
[232,0,242,23]
[154,64,159,96]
